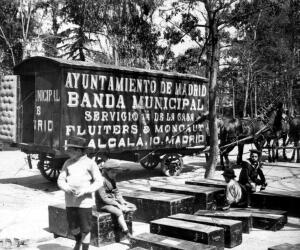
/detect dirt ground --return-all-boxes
[0,145,299,250]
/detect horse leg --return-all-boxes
[221,146,233,169]
[291,141,296,162]
[237,144,244,165]
[274,139,279,162]
[296,141,300,163]
[267,139,272,162]
[220,148,225,168]
[254,137,265,159]
[282,135,288,160]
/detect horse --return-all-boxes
[219,103,284,167]
[263,113,290,162]
[288,116,300,163]
[219,116,266,168]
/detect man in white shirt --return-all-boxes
[58,136,103,250]
[222,168,246,210]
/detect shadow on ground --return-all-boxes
[0,175,59,192]
[37,243,72,250]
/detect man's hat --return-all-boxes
[249,149,261,156]
[222,168,236,178]
[65,136,87,149]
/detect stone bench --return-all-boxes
[119,189,195,222]
[251,191,300,217]
[169,213,242,248]
[194,210,252,234]
[48,203,133,246]
[131,232,217,250]
[230,207,286,231]
[150,184,224,211]
[186,179,227,190]
[150,218,224,250]
[268,243,300,250]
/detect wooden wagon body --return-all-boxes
[0,56,208,180]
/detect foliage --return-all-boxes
[0,0,39,74]
[221,0,300,116]
[36,0,164,69]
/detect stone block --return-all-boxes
[169,213,242,248]
[194,210,252,234]
[120,189,195,222]
[48,203,132,246]
[251,191,300,217]
[268,243,300,250]
[186,179,227,190]
[131,232,217,250]
[150,218,224,250]
[150,184,224,211]
[230,208,286,231]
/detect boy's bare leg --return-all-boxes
[118,214,128,232]
[81,232,90,250]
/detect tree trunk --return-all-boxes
[243,67,250,117]
[232,80,235,119]
[254,81,257,117]
[205,22,219,179]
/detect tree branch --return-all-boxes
[0,26,16,65]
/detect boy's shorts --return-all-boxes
[66,207,92,234]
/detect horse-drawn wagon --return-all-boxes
[0,56,209,181]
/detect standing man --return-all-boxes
[238,149,267,206]
[57,136,103,250]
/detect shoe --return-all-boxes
[221,205,230,211]
[260,183,267,191]
[123,230,132,239]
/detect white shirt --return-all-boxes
[57,155,103,208]
[226,179,242,205]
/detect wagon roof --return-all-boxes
[14,56,208,81]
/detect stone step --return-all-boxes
[150,217,224,250]
[131,232,217,250]
[48,203,133,246]
[186,179,227,190]
[150,184,224,211]
[251,191,300,217]
[119,189,195,223]
[268,243,300,250]
[194,210,252,234]
[230,208,286,231]
[169,213,242,248]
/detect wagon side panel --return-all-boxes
[60,68,208,153]
[34,71,61,150]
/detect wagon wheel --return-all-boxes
[38,154,66,182]
[140,154,160,170]
[161,153,183,176]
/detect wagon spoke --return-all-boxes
[38,154,66,182]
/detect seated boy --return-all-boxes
[95,155,136,238]
[222,168,247,210]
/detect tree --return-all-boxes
[161,0,238,178]
[0,0,37,73]
[41,0,164,68]
[35,0,62,57]
[226,0,300,116]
